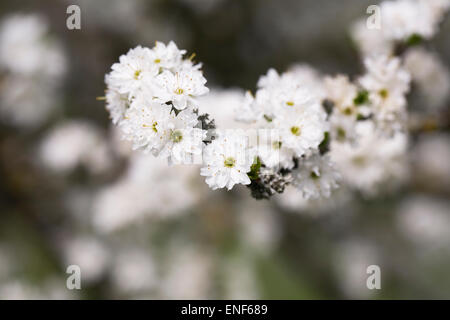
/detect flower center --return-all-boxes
[152,121,158,133]
[175,88,184,95]
[337,127,346,140]
[352,155,366,166]
[290,126,301,136]
[134,70,141,80]
[379,89,389,99]
[170,130,183,143]
[224,157,236,168]
[154,58,161,63]
[286,101,294,106]
[272,141,282,149]
[343,107,353,115]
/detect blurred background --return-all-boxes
[0,0,449,299]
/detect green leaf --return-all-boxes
[319,131,330,154]
[353,90,369,105]
[247,157,262,180]
[406,33,423,46]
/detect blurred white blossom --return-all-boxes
[39,121,113,174]
[404,48,450,109]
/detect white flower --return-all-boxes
[149,41,186,70]
[350,0,449,55]
[359,55,411,133]
[253,69,320,120]
[105,88,129,124]
[0,14,66,78]
[0,14,66,128]
[92,154,201,233]
[107,46,157,98]
[329,113,358,143]
[39,121,113,174]
[235,67,329,169]
[120,98,204,163]
[350,18,394,56]
[397,196,450,247]
[286,64,327,101]
[335,241,379,299]
[105,41,211,167]
[0,76,58,127]
[257,68,281,89]
[62,237,110,283]
[200,130,255,190]
[325,75,368,142]
[404,48,450,109]
[158,109,206,164]
[380,0,442,40]
[257,129,295,169]
[330,120,408,195]
[153,69,209,110]
[291,153,340,200]
[119,100,173,154]
[276,108,328,157]
[325,75,358,113]
[234,91,261,124]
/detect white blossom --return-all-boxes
[105,42,209,165]
[291,153,341,200]
[153,68,209,111]
[330,120,408,195]
[0,14,66,128]
[257,129,295,169]
[350,19,394,56]
[404,48,450,109]
[39,121,113,174]
[397,196,450,248]
[359,55,411,133]
[106,46,158,98]
[200,130,255,190]
[61,237,110,283]
[92,153,201,232]
[275,108,328,158]
[0,76,59,127]
[0,14,66,78]
[325,75,366,142]
[235,67,329,167]
[380,0,447,41]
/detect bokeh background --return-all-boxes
[0,0,449,299]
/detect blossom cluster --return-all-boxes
[351,0,450,56]
[105,42,209,164]
[103,0,449,201]
[234,68,339,200]
[326,54,411,139]
[0,14,66,127]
